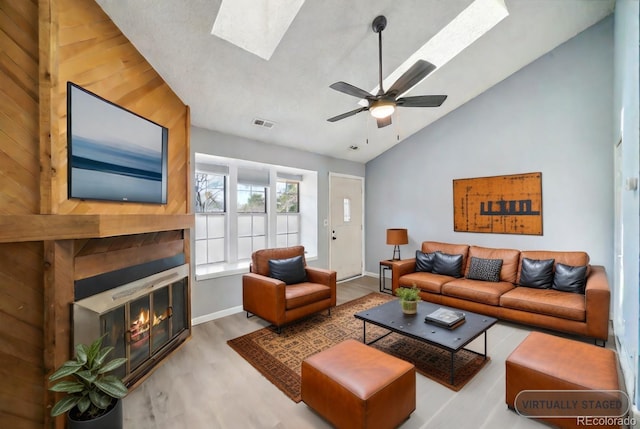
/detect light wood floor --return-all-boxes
[122,276,606,429]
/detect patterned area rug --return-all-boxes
[227,293,490,402]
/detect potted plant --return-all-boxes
[48,335,128,429]
[395,285,421,315]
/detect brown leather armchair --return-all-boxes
[242,246,336,332]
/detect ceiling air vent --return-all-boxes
[252,118,275,129]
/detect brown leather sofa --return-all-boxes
[242,246,337,331]
[391,241,610,341]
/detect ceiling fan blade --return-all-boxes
[397,95,447,107]
[386,60,436,97]
[327,106,368,122]
[329,82,375,100]
[376,116,392,128]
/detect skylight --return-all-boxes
[361,0,509,103]
[211,0,306,60]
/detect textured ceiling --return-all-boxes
[95,0,615,163]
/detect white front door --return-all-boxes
[329,174,364,280]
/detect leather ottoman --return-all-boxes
[301,339,415,429]
[506,332,623,429]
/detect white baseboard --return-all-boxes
[191,305,243,326]
[193,270,383,325]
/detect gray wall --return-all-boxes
[190,127,365,319]
[365,17,614,277]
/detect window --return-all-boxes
[195,173,225,213]
[276,181,300,247]
[237,184,266,213]
[343,198,351,222]
[276,181,299,213]
[237,184,267,260]
[194,172,226,265]
[194,153,318,277]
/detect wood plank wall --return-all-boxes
[0,1,46,428]
[0,0,40,215]
[54,0,190,215]
[73,230,185,281]
[0,242,45,429]
[1,0,193,428]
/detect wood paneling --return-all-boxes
[1,0,193,428]
[43,240,74,429]
[54,0,190,218]
[0,0,39,215]
[0,242,44,429]
[74,233,185,280]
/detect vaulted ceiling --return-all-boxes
[95,0,615,163]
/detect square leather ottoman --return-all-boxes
[301,339,415,429]
[506,332,622,429]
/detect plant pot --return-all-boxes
[400,300,418,315]
[67,399,123,429]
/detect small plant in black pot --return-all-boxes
[49,335,128,428]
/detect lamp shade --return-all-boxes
[386,228,408,245]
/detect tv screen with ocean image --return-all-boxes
[67,82,168,204]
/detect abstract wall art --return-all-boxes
[453,172,542,235]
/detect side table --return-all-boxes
[379,260,395,294]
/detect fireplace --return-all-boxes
[73,263,190,386]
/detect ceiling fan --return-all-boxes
[327,15,447,128]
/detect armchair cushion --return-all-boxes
[269,255,308,285]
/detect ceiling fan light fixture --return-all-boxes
[370,100,395,119]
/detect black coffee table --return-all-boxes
[354,300,497,385]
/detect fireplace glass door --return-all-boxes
[76,266,190,385]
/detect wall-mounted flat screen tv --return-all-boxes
[67,82,168,204]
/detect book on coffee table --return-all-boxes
[424,307,466,328]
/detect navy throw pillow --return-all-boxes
[432,251,463,278]
[269,255,307,285]
[467,257,503,282]
[415,250,435,272]
[552,263,587,294]
[519,258,554,289]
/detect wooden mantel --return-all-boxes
[0,214,194,243]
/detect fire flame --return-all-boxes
[130,308,168,339]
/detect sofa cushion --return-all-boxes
[517,250,590,284]
[441,279,515,306]
[269,255,307,284]
[432,251,463,278]
[398,272,453,294]
[465,246,520,283]
[552,263,587,294]
[466,257,503,282]
[415,250,435,272]
[519,258,554,289]
[421,242,470,274]
[500,287,585,321]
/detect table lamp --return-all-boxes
[386,228,408,260]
